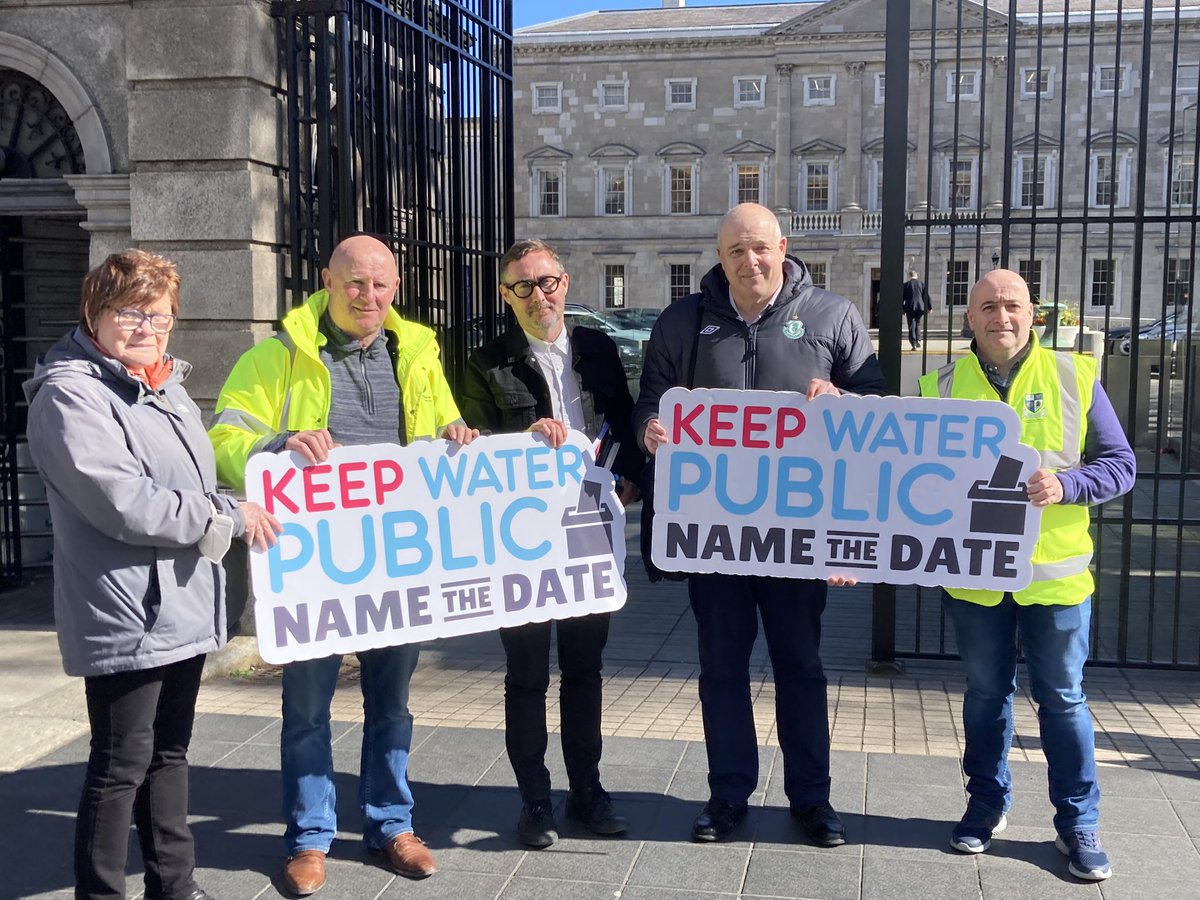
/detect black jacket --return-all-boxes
[902,278,932,317]
[460,324,643,484]
[634,256,888,438]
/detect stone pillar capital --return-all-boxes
[776,64,794,78]
[63,174,132,233]
[845,61,866,78]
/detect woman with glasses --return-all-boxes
[23,250,279,900]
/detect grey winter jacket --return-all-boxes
[23,328,244,677]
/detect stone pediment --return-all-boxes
[588,143,638,159]
[1012,133,1060,149]
[934,134,989,151]
[524,145,572,161]
[770,0,1006,37]
[656,141,706,158]
[723,140,775,156]
[1085,130,1139,148]
[792,138,846,155]
[862,136,916,152]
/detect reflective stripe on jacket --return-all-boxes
[917,338,1096,607]
[209,289,462,492]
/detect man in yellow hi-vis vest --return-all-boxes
[919,270,1134,881]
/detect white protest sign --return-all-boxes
[245,432,626,664]
[652,388,1043,588]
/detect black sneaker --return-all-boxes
[517,801,558,849]
[691,799,748,842]
[566,787,628,836]
[790,800,846,847]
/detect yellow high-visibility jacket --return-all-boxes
[209,289,462,492]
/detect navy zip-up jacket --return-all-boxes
[634,256,888,444]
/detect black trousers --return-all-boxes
[75,654,205,900]
[689,574,831,807]
[500,613,611,803]
[906,313,923,347]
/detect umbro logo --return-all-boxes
[701,325,720,335]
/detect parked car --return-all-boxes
[1107,310,1200,355]
[562,302,646,379]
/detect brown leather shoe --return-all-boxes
[282,849,326,896]
[379,832,437,878]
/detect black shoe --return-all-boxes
[517,800,558,849]
[791,801,846,847]
[566,787,628,836]
[691,799,748,842]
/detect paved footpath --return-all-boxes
[4,539,1200,899]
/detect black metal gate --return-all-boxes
[272,0,514,387]
[875,0,1200,668]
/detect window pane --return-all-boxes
[534,85,559,111]
[605,265,626,308]
[946,261,971,306]
[603,169,625,214]
[1090,259,1115,307]
[1094,155,1116,205]
[1018,260,1043,300]
[1179,64,1200,93]
[808,76,831,100]
[602,83,625,107]
[737,79,762,104]
[1020,156,1046,207]
[670,264,692,302]
[951,160,974,206]
[1099,66,1119,92]
[538,170,560,216]
[669,81,693,105]
[670,165,693,214]
[1167,259,1193,305]
[1171,160,1195,207]
[806,163,830,211]
[807,262,827,290]
[737,164,760,204]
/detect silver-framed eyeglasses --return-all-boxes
[115,308,177,334]
[502,275,564,299]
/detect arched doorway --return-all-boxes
[0,66,91,585]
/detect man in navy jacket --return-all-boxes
[636,203,887,845]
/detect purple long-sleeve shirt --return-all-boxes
[1056,379,1137,506]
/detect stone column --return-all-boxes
[125,1,284,410]
[986,55,1008,211]
[912,61,933,212]
[843,62,866,211]
[62,174,131,264]
[774,64,795,211]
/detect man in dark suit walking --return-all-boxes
[902,269,932,350]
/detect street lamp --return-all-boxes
[991,250,1001,269]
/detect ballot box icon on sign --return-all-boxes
[967,455,1029,535]
[562,478,615,558]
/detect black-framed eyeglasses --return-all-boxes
[115,308,177,334]
[501,275,564,299]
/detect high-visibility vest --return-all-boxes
[917,340,1096,607]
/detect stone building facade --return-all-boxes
[1,0,283,409]
[513,0,1200,331]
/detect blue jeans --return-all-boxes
[281,644,420,853]
[690,573,830,808]
[942,592,1099,835]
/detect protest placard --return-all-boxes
[245,432,626,664]
[651,388,1043,589]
